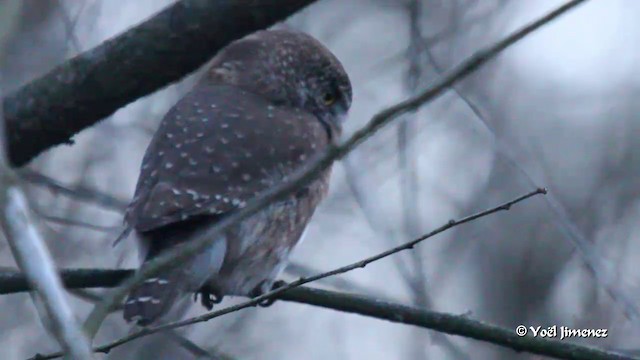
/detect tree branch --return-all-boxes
[2,187,543,298]
[0,21,92,355]
[420,5,640,321]
[3,269,633,360]
[19,169,128,212]
[2,0,318,167]
[0,268,131,295]
[18,187,545,359]
[281,288,634,360]
[0,188,94,360]
[80,0,586,341]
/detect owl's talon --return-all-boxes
[196,284,224,310]
[271,280,288,289]
[251,280,288,307]
[257,298,276,307]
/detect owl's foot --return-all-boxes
[250,280,288,307]
[194,284,224,311]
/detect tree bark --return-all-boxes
[3,0,316,166]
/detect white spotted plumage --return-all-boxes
[122,29,352,326]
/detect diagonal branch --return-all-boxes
[80,0,587,341]
[0,187,94,360]
[2,0,318,167]
[78,188,544,356]
[281,288,633,360]
[2,188,543,300]
[32,208,120,233]
[420,6,640,321]
[9,272,633,360]
[19,169,128,212]
[4,188,543,358]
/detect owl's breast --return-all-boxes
[215,169,332,295]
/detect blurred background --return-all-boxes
[1,0,639,359]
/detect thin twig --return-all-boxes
[26,284,634,360]
[285,262,391,300]
[19,169,128,212]
[398,2,465,358]
[80,0,586,341]
[73,188,545,356]
[419,5,640,321]
[33,210,120,233]
[14,188,542,358]
[68,288,228,359]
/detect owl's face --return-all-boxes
[207,29,352,139]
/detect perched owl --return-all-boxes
[121,29,352,325]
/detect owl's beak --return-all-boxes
[318,108,348,144]
[317,114,337,143]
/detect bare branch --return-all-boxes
[80,188,545,355]
[80,0,586,341]
[280,288,634,360]
[11,272,633,360]
[419,6,640,321]
[285,261,391,300]
[32,208,120,233]
[19,169,128,212]
[0,188,94,360]
[396,3,466,358]
[0,268,130,295]
[67,287,235,359]
[2,188,543,359]
[2,0,318,167]
[0,7,92,356]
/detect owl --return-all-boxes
[121,29,352,325]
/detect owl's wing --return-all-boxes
[125,84,329,234]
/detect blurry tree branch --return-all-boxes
[60,286,235,359]
[418,3,640,321]
[285,261,392,300]
[0,187,94,360]
[0,3,92,356]
[19,169,128,211]
[0,268,130,295]
[32,210,120,233]
[21,187,546,359]
[371,1,503,77]
[2,0,318,167]
[80,0,586,342]
[3,267,635,360]
[56,0,84,53]
[394,1,467,359]
[55,288,229,360]
[4,263,387,300]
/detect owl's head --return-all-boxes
[207,29,352,137]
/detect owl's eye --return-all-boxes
[322,92,336,106]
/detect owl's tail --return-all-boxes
[123,270,184,326]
